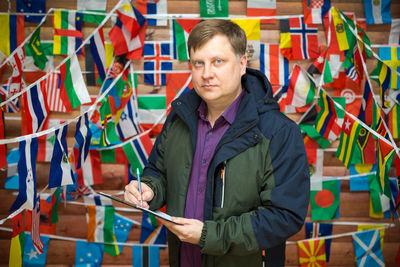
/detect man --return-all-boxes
[125,19,310,267]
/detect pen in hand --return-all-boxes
[136,168,143,207]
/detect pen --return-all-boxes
[136,168,143,207]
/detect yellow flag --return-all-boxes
[231,19,260,60]
[331,7,349,51]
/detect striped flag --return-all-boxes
[99,97,120,147]
[74,113,92,169]
[75,149,103,186]
[10,137,38,211]
[116,91,141,140]
[363,0,392,24]
[388,103,400,139]
[60,55,91,110]
[143,41,173,86]
[86,204,115,250]
[376,137,395,199]
[9,218,25,267]
[314,90,339,141]
[37,119,66,162]
[247,0,276,23]
[0,14,24,56]
[378,46,400,90]
[305,222,333,261]
[44,72,68,112]
[286,64,315,107]
[137,0,167,26]
[21,80,49,135]
[303,0,331,24]
[138,94,166,135]
[389,19,400,45]
[122,132,153,173]
[259,43,289,86]
[0,108,5,169]
[172,19,202,61]
[336,114,362,168]
[53,9,83,55]
[132,245,160,267]
[31,196,44,254]
[48,125,75,188]
[89,27,107,83]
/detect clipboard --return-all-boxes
[98,192,182,225]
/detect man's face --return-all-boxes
[189,34,247,108]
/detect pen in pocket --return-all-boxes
[220,161,226,208]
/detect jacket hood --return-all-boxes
[242,68,280,114]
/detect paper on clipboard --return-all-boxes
[98,192,182,225]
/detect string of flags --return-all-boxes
[0,0,399,266]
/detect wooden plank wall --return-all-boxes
[0,0,399,266]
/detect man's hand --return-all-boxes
[160,217,204,245]
[124,180,154,209]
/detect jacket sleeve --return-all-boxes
[199,122,310,255]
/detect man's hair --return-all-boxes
[187,19,247,58]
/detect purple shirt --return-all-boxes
[180,90,244,267]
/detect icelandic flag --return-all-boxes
[143,41,173,86]
[363,0,392,24]
[48,126,75,188]
[74,113,92,170]
[137,0,167,26]
[10,137,38,211]
[21,80,49,134]
[89,27,107,83]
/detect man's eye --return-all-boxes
[193,61,203,66]
[215,59,223,64]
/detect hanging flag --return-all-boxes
[138,94,166,135]
[12,212,24,237]
[16,0,46,23]
[143,41,173,86]
[109,2,146,59]
[100,147,128,164]
[26,27,48,71]
[7,47,25,98]
[352,230,385,266]
[89,27,107,84]
[172,19,202,61]
[231,19,260,61]
[0,82,20,113]
[84,43,96,86]
[60,55,91,110]
[137,0,167,26]
[298,239,327,267]
[99,97,120,147]
[349,164,376,191]
[279,16,319,60]
[44,72,68,112]
[387,103,400,139]
[9,214,25,267]
[368,174,391,218]
[48,125,74,188]
[21,80,49,135]
[336,114,362,168]
[24,41,54,83]
[37,119,65,162]
[77,0,107,11]
[376,137,395,200]
[305,222,333,261]
[111,213,134,255]
[357,224,386,252]
[132,245,160,267]
[140,212,167,245]
[303,0,331,24]
[75,240,104,266]
[10,137,38,211]
[116,90,141,140]
[53,9,83,55]
[122,132,153,173]
[199,0,228,17]
[363,0,392,24]
[310,180,340,220]
[259,43,289,86]
[377,46,400,90]
[0,14,24,56]
[389,18,400,45]
[247,0,276,24]
[75,149,103,186]
[165,72,192,107]
[31,196,44,254]
[23,233,50,267]
[86,204,115,254]
[314,90,338,141]
[74,113,92,170]
[0,108,5,169]
[286,64,315,107]
[5,148,19,190]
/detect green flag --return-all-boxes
[26,27,48,70]
[199,0,228,17]
[336,114,362,168]
[310,180,340,221]
[100,98,120,147]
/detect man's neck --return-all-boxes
[205,90,242,127]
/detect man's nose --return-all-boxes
[201,63,214,79]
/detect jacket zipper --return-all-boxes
[220,161,227,208]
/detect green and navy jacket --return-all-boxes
[141,68,310,267]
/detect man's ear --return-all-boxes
[240,54,247,76]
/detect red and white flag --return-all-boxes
[31,196,44,254]
[7,47,25,97]
[74,149,103,186]
[247,0,276,23]
[44,72,68,112]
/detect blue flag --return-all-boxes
[363,0,392,24]
[5,148,20,190]
[352,229,384,266]
[132,245,159,267]
[140,212,167,246]
[16,0,46,23]
[113,213,134,254]
[74,113,92,169]
[305,222,333,262]
[349,164,376,191]
[143,41,173,86]
[10,137,38,211]
[75,240,103,267]
[23,233,50,266]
